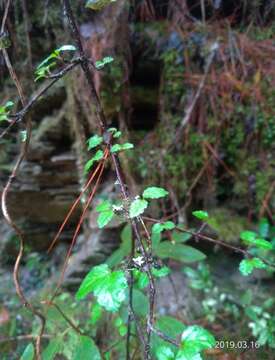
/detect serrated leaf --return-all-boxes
[155,242,206,263]
[73,336,101,360]
[106,247,127,267]
[20,343,34,360]
[87,134,103,150]
[76,264,128,312]
[133,269,149,289]
[143,187,169,199]
[84,150,104,173]
[129,199,148,218]
[239,257,266,276]
[97,209,114,228]
[192,210,209,221]
[152,221,175,234]
[179,325,215,357]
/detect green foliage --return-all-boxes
[84,149,104,173]
[76,264,128,312]
[129,198,148,218]
[239,257,266,276]
[35,45,76,81]
[42,338,62,360]
[86,0,116,11]
[192,210,209,221]
[152,221,175,234]
[111,143,134,153]
[154,241,206,263]
[0,100,14,122]
[240,230,273,250]
[142,187,169,199]
[73,336,101,360]
[176,325,215,359]
[95,56,114,69]
[96,201,114,228]
[87,134,103,150]
[20,343,34,360]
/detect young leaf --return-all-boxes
[20,343,34,360]
[73,336,101,360]
[97,209,114,228]
[87,134,103,150]
[111,143,134,153]
[84,149,104,173]
[152,221,175,234]
[177,325,215,359]
[240,231,272,250]
[95,56,114,68]
[239,257,266,276]
[76,264,128,312]
[143,186,169,199]
[129,198,148,218]
[192,210,209,221]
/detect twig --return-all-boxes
[62,1,156,358]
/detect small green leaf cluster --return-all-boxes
[95,56,114,69]
[85,128,134,173]
[35,45,76,81]
[129,187,169,218]
[0,100,14,122]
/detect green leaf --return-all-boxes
[176,351,202,360]
[121,224,132,251]
[192,210,209,221]
[42,338,62,360]
[106,247,127,267]
[96,200,112,212]
[84,150,104,173]
[143,186,169,199]
[73,336,101,360]
[155,242,206,263]
[178,325,215,357]
[108,127,121,138]
[111,143,134,153]
[172,231,191,243]
[76,264,128,312]
[133,269,149,289]
[95,56,114,68]
[240,231,272,250]
[258,218,269,238]
[152,221,175,234]
[57,44,77,52]
[90,303,102,325]
[97,209,114,228]
[156,346,175,360]
[20,343,34,360]
[129,198,148,218]
[152,266,171,278]
[132,289,149,317]
[239,257,266,276]
[87,134,103,150]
